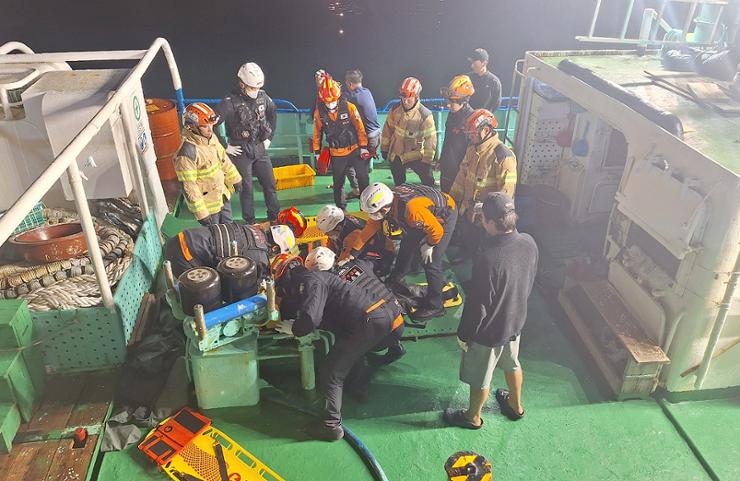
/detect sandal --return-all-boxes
[442,408,483,430]
[495,389,525,421]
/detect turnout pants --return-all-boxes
[390,156,435,187]
[389,209,457,309]
[320,305,396,428]
[232,152,280,223]
[332,150,369,209]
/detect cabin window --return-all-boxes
[603,129,628,168]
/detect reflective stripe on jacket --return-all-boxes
[175,129,242,220]
[381,101,437,164]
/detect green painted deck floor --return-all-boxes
[102,167,739,480]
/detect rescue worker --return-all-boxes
[314,70,360,199]
[467,48,502,112]
[175,103,242,225]
[443,193,537,429]
[312,77,371,210]
[272,254,404,441]
[315,204,395,275]
[164,223,296,278]
[348,182,457,321]
[215,62,280,224]
[381,77,437,187]
[449,109,517,255]
[305,247,406,366]
[439,75,475,193]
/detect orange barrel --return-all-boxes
[145,98,181,180]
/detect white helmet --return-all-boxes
[316,205,345,233]
[304,246,336,271]
[270,225,296,254]
[237,62,265,88]
[360,183,394,219]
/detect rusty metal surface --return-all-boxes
[7,223,88,263]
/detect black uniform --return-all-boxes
[215,90,280,223]
[439,103,474,193]
[164,223,270,278]
[282,268,401,429]
[467,70,502,112]
[332,215,393,275]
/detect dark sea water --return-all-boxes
[2,0,686,108]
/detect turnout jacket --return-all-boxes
[450,132,517,223]
[312,99,368,157]
[381,101,437,165]
[174,129,242,221]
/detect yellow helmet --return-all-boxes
[441,75,475,102]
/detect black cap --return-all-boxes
[468,48,489,63]
[482,192,515,220]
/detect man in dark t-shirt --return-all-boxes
[443,192,538,430]
[467,48,502,112]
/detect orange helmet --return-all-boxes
[277,206,308,238]
[183,102,219,129]
[271,253,304,281]
[464,109,498,136]
[441,75,475,101]
[399,77,422,98]
[318,77,342,103]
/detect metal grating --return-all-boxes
[519,93,571,186]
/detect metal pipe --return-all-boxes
[0,38,183,246]
[203,294,267,329]
[695,250,740,389]
[0,50,147,64]
[265,278,279,322]
[588,0,604,37]
[708,6,725,43]
[119,101,151,216]
[652,1,669,40]
[620,0,637,39]
[163,260,175,290]
[661,310,686,354]
[1,88,10,121]
[682,2,699,42]
[67,159,114,309]
[194,304,207,340]
[298,341,316,390]
[503,59,525,145]
[0,41,35,55]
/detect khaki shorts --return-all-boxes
[460,336,521,390]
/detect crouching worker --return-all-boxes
[443,193,537,430]
[272,252,404,441]
[176,103,242,225]
[305,247,406,366]
[349,182,457,321]
[164,223,296,277]
[315,204,395,276]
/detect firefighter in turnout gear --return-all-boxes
[272,256,405,442]
[450,108,517,255]
[315,204,395,275]
[439,75,475,193]
[312,77,370,210]
[215,62,280,223]
[176,103,242,225]
[350,183,458,321]
[164,223,297,278]
[381,77,437,187]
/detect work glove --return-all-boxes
[359,148,371,161]
[198,215,215,226]
[457,337,469,352]
[225,144,243,157]
[233,182,243,193]
[275,319,295,336]
[420,242,434,264]
[263,139,271,150]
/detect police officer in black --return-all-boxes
[215,62,280,223]
[273,258,404,442]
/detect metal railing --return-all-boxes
[0,38,182,309]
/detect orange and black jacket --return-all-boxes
[344,189,456,259]
[312,99,368,157]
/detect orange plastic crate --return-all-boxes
[273,164,316,191]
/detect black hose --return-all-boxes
[262,390,390,481]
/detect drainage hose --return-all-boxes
[263,390,390,481]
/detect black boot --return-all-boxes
[307,421,344,441]
[411,306,445,321]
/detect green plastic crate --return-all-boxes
[0,350,35,422]
[188,334,259,409]
[0,402,21,454]
[0,299,32,349]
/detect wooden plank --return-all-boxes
[67,371,115,428]
[44,435,98,481]
[0,440,60,481]
[558,290,622,396]
[581,281,670,364]
[25,374,88,433]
